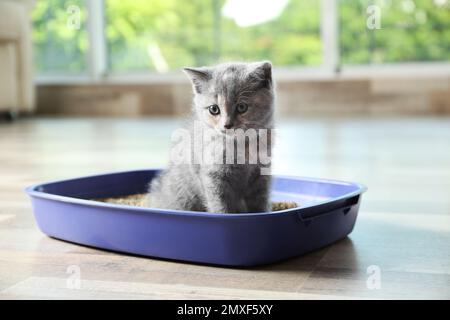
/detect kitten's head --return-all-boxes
[183,61,274,133]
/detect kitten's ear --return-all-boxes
[249,61,272,89]
[183,67,212,94]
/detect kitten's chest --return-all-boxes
[201,133,272,166]
[218,164,259,189]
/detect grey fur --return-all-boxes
[148,61,275,213]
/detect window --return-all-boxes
[32,0,88,74]
[31,0,450,78]
[340,0,450,64]
[105,0,321,73]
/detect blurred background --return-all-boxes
[1,0,449,117]
[0,0,450,299]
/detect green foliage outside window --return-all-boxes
[340,0,450,64]
[105,0,321,72]
[32,0,88,74]
[31,0,450,74]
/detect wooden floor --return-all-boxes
[0,116,449,300]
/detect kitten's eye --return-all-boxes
[208,104,220,116]
[236,103,248,114]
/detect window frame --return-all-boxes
[35,0,450,85]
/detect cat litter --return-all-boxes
[95,193,299,212]
[25,169,366,266]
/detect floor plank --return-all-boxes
[0,116,449,299]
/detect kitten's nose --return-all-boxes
[224,123,233,129]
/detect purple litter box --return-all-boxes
[25,169,366,267]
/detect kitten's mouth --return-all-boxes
[218,128,234,135]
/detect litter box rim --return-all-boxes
[25,168,367,218]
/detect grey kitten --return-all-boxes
[148,61,274,213]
